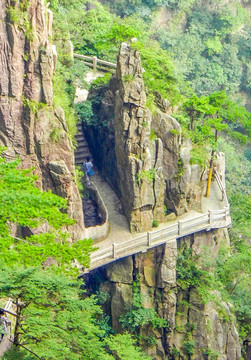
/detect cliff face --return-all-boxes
[0,0,84,239]
[85,229,241,360]
[86,43,204,232]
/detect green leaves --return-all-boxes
[0,150,92,272]
[120,276,168,334]
[1,267,152,360]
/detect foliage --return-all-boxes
[136,169,156,183]
[182,340,195,356]
[52,63,78,142]
[203,347,220,360]
[120,276,168,337]
[132,40,183,103]
[155,2,250,97]
[122,74,135,83]
[106,333,151,360]
[57,0,184,103]
[1,267,151,360]
[92,73,112,87]
[152,219,159,227]
[0,149,92,273]
[177,246,210,291]
[75,101,97,126]
[6,0,34,41]
[75,165,84,193]
[146,94,157,114]
[22,97,48,116]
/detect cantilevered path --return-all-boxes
[86,170,230,272]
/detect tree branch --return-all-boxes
[8,338,42,359]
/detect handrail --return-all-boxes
[73,53,116,71]
[0,299,14,356]
[86,170,230,272]
[214,169,229,207]
[88,207,231,269]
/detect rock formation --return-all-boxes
[0,0,84,239]
[85,229,242,360]
[85,42,205,232]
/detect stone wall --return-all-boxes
[0,0,84,239]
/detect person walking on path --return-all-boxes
[82,156,94,186]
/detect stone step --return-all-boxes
[75,144,89,151]
[76,139,88,146]
[75,133,85,140]
[75,158,91,165]
[75,151,91,161]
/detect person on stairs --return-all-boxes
[82,156,94,186]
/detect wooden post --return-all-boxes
[147,232,151,247]
[178,221,182,236]
[224,207,227,221]
[221,189,224,201]
[93,56,97,70]
[113,243,117,259]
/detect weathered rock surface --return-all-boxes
[114,42,167,232]
[0,0,84,239]
[86,229,241,360]
[84,42,205,232]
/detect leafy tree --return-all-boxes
[0,267,152,360]
[183,94,214,130]
[0,149,92,273]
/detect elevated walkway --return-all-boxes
[85,170,230,272]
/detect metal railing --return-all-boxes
[73,53,116,71]
[88,170,231,271]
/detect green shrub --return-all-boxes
[75,165,84,193]
[152,219,159,228]
[149,129,157,142]
[122,73,135,83]
[136,169,156,183]
[75,101,97,125]
[120,276,168,336]
[146,93,157,114]
[183,340,195,355]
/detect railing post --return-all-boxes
[113,243,117,259]
[221,189,224,201]
[147,232,151,247]
[178,221,182,236]
[208,210,212,225]
[93,56,97,70]
[224,207,227,221]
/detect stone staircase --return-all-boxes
[74,122,92,165]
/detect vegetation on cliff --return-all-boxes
[49,0,250,356]
[2,0,250,358]
[0,148,151,359]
